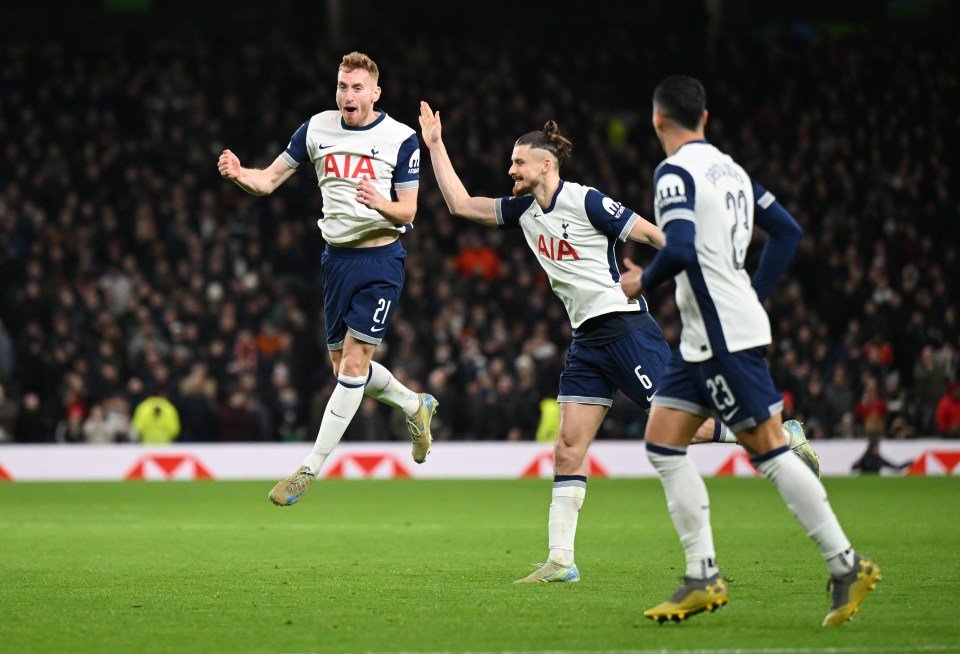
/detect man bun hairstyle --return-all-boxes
[653,75,706,131]
[516,121,573,168]
[340,51,379,82]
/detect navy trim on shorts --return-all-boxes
[324,240,405,258]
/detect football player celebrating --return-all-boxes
[218,53,438,507]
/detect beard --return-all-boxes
[511,178,532,197]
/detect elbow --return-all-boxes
[446,198,467,217]
[787,220,803,242]
[674,242,698,266]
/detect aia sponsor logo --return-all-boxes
[323,154,376,179]
[520,451,607,478]
[324,453,411,479]
[125,454,214,480]
[537,235,580,261]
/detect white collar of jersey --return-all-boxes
[676,138,709,153]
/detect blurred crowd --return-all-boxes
[0,13,956,445]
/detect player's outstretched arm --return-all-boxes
[626,216,665,249]
[418,101,498,227]
[218,150,296,196]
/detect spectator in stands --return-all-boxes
[174,363,218,442]
[823,366,856,437]
[855,378,888,438]
[796,374,831,440]
[0,383,18,443]
[935,381,960,437]
[14,393,54,443]
[914,345,949,435]
[0,319,14,384]
[54,406,86,443]
[82,403,117,444]
[455,232,501,280]
[217,388,260,442]
[131,394,181,444]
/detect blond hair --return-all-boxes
[339,51,379,83]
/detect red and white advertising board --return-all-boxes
[0,440,955,482]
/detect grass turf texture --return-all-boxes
[1,477,958,654]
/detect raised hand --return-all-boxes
[418,100,442,148]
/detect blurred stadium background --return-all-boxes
[0,0,958,455]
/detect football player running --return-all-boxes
[419,101,815,584]
[623,75,878,626]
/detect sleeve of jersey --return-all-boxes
[653,163,696,226]
[280,120,310,168]
[639,219,697,292]
[583,189,639,240]
[494,195,535,229]
[750,180,803,303]
[391,134,421,192]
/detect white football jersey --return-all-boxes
[495,180,649,328]
[653,140,771,362]
[281,110,420,244]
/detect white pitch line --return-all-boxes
[263,646,960,654]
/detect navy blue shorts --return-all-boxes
[558,320,671,409]
[652,347,784,432]
[321,241,406,350]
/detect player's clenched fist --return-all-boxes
[218,149,241,179]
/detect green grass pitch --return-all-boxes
[2,477,959,653]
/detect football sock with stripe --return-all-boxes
[364,361,420,416]
[711,421,793,446]
[752,446,853,576]
[302,373,367,474]
[647,444,718,579]
[548,475,586,566]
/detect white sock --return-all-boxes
[753,446,854,576]
[548,475,586,566]
[302,374,367,474]
[647,444,717,579]
[365,361,420,416]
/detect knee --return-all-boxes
[554,432,586,470]
[337,355,370,379]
